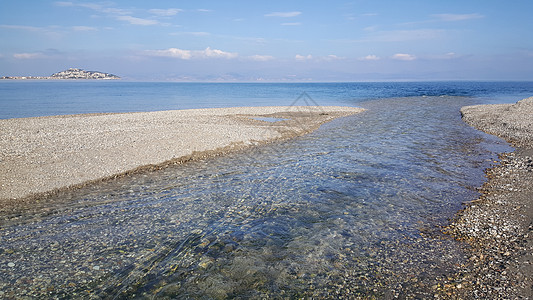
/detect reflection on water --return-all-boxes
[0,97,512,298]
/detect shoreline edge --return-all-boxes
[446,96,533,298]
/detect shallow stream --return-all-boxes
[0,96,512,298]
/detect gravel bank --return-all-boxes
[0,106,363,203]
[446,97,533,298]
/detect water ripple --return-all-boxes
[0,96,513,298]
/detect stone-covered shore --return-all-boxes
[446,97,533,298]
[0,106,363,204]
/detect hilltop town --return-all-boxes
[1,68,120,80]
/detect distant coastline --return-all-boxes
[0,68,120,80]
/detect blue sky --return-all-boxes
[1,0,532,81]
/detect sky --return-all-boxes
[1,0,533,81]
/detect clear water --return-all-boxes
[0,82,528,298]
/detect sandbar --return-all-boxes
[0,106,364,202]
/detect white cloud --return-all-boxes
[247,55,275,61]
[281,22,301,26]
[359,54,380,61]
[149,8,182,16]
[321,54,345,61]
[294,54,345,62]
[441,52,457,59]
[117,16,158,26]
[202,47,238,59]
[265,11,302,17]
[144,47,238,60]
[432,13,484,22]
[13,52,45,59]
[104,7,131,15]
[72,26,97,31]
[392,53,416,61]
[145,48,192,59]
[293,54,348,62]
[295,54,313,61]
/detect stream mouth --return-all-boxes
[0,96,512,298]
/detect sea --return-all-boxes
[1,81,533,119]
[1,81,533,298]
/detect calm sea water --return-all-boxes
[1,81,533,119]
[1,82,532,298]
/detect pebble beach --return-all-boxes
[447,97,533,298]
[0,106,363,203]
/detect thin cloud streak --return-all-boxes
[13,53,45,59]
[293,54,344,62]
[72,26,98,31]
[0,24,46,32]
[0,24,64,39]
[54,1,131,15]
[144,47,238,60]
[247,55,275,61]
[432,13,484,22]
[149,8,182,16]
[55,2,162,26]
[13,48,64,59]
[116,16,158,26]
[265,11,302,17]
[402,13,485,26]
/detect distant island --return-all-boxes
[1,68,120,80]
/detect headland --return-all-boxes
[0,68,120,80]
